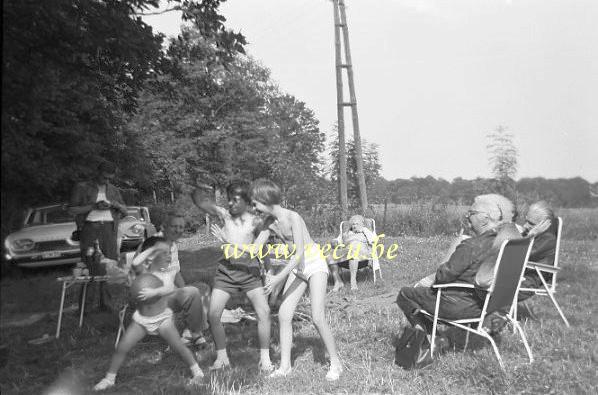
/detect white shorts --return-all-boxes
[132,308,173,336]
[293,245,329,281]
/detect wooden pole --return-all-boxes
[338,0,368,213]
[333,0,348,219]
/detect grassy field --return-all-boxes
[1,234,597,394]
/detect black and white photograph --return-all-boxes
[1,0,597,393]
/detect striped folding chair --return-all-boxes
[419,238,535,370]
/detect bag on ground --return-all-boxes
[394,327,433,369]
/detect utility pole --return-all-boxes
[332,0,368,214]
[332,0,348,218]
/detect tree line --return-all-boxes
[370,176,598,208]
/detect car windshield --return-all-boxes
[125,208,143,220]
[26,206,74,226]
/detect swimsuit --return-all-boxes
[132,308,173,335]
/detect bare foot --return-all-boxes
[331,283,344,292]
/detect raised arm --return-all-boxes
[191,188,228,221]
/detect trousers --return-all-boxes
[396,286,484,333]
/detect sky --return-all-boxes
[143,0,598,182]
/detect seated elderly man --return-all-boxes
[415,193,518,288]
[396,195,503,340]
[518,201,558,301]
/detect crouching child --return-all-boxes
[93,236,203,391]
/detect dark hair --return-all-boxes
[97,161,117,174]
[226,180,251,204]
[251,179,281,205]
[140,236,168,252]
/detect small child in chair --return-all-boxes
[93,236,203,391]
[328,215,376,291]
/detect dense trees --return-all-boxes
[2,0,247,233]
[1,0,329,235]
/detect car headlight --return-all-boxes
[12,239,35,251]
[128,224,145,236]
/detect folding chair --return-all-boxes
[515,217,569,327]
[419,238,535,370]
[336,218,382,282]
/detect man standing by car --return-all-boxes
[69,161,127,308]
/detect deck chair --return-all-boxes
[336,218,382,282]
[419,238,535,370]
[515,217,569,327]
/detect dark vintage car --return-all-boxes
[3,204,156,268]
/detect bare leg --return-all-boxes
[107,322,146,374]
[158,319,204,387]
[348,260,359,290]
[308,272,342,380]
[246,286,272,370]
[328,260,344,292]
[275,272,308,373]
[208,288,231,368]
[158,319,200,369]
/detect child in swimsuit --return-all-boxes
[251,178,343,381]
[192,181,274,372]
[93,236,203,391]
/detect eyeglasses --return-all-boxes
[465,210,485,219]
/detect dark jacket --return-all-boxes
[525,221,557,266]
[69,181,125,230]
[435,229,497,285]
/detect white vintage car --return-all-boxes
[3,204,156,268]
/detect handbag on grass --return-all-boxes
[394,327,433,370]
